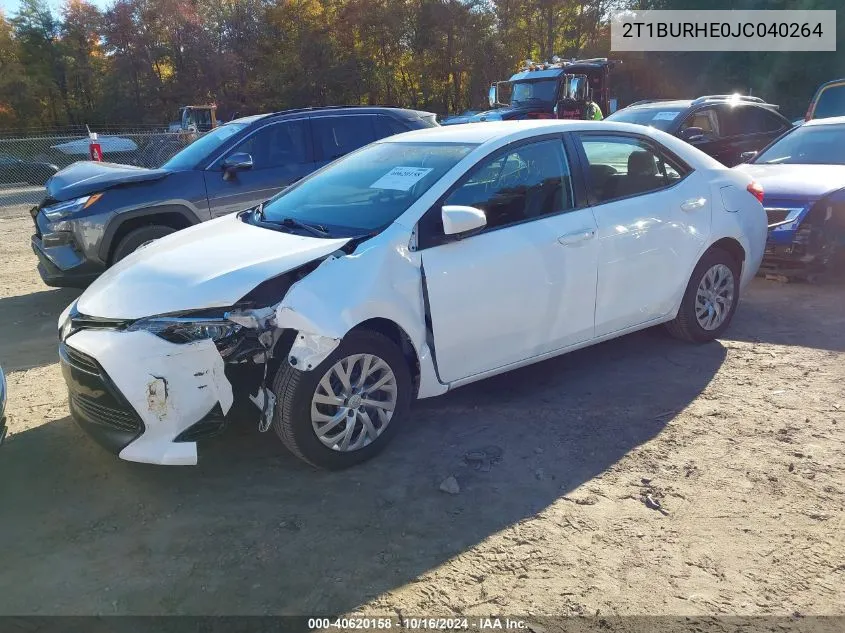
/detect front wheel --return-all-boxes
[272,330,412,469]
[111,225,176,263]
[666,248,741,343]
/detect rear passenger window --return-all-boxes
[725,106,786,135]
[312,116,377,161]
[373,115,410,139]
[578,135,687,203]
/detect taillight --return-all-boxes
[747,181,764,204]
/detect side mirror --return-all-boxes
[488,84,497,109]
[222,152,254,172]
[740,150,758,163]
[442,205,487,237]
[679,127,705,142]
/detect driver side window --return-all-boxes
[444,138,574,230]
[226,120,310,170]
[680,108,720,140]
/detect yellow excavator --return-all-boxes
[167,104,218,141]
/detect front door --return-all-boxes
[574,133,711,337]
[419,137,599,383]
[678,106,733,164]
[204,118,314,217]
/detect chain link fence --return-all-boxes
[0,126,203,210]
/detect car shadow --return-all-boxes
[0,327,726,615]
[0,288,81,371]
[723,279,845,352]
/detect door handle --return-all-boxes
[557,229,596,246]
[681,197,707,212]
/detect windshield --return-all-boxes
[606,107,685,131]
[755,124,845,165]
[510,80,558,107]
[161,122,248,170]
[257,141,477,235]
[813,84,845,119]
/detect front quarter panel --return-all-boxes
[94,171,211,261]
[272,224,447,399]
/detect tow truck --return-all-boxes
[443,57,618,124]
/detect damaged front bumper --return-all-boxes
[761,195,845,278]
[62,329,233,465]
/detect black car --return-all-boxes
[0,153,59,186]
[31,106,438,287]
[605,95,792,167]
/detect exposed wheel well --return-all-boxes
[107,212,195,263]
[352,318,421,396]
[708,237,745,268]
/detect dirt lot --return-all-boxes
[1,205,844,618]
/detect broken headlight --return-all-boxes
[43,193,103,220]
[127,314,243,345]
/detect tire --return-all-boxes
[665,247,741,343]
[272,329,412,470]
[111,225,176,263]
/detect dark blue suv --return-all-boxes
[31,106,438,287]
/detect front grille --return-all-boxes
[61,342,146,440]
[174,405,227,443]
[64,345,99,374]
[71,392,142,433]
[71,315,129,331]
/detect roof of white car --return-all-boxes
[385,119,677,145]
[382,120,724,171]
[804,115,845,127]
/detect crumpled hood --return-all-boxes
[77,214,351,319]
[734,164,845,200]
[46,161,170,201]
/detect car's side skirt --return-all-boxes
[445,313,676,391]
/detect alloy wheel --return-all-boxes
[310,353,398,452]
[695,263,735,331]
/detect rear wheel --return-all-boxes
[666,248,741,343]
[111,225,176,263]
[272,330,412,469]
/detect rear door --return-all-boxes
[718,105,790,166]
[574,132,710,337]
[204,118,314,217]
[311,115,380,168]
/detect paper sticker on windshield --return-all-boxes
[653,111,679,121]
[370,166,433,191]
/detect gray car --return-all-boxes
[31,106,438,287]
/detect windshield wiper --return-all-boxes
[276,217,330,238]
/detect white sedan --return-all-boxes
[57,120,767,468]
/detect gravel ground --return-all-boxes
[0,207,843,618]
